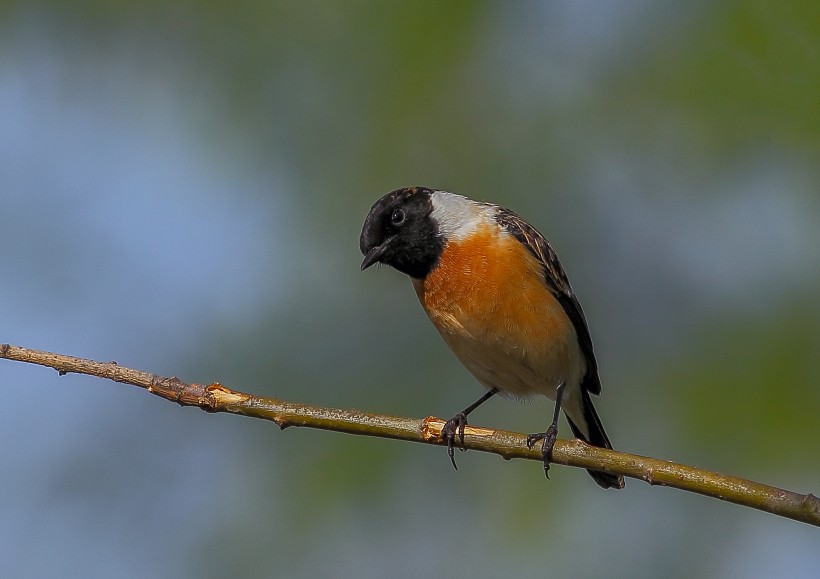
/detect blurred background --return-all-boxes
[1,1,818,577]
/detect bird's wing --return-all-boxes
[495,208,602,395]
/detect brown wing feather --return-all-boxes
[495,208,602,396]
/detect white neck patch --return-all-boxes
[430,190,497,241]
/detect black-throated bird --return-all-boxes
[360,186,623,489]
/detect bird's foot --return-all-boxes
[441,412,469,470]
[526,425,558,479]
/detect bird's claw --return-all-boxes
[526,425,558,479]
[441,412,469,470]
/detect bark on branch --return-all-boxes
[1,343,818,527]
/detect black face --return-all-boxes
[359,186,444,279]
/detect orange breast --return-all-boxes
[412,225,581,397]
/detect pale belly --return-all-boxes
[435,308,579,400]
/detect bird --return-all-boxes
[359,186,624,489]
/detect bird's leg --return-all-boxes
[526,381,566,479]
[441,387,499,470]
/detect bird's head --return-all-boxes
[359,186,444,279]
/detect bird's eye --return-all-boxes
[391,208,406,226]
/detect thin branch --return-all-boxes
[1,343,818,527]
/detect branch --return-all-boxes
[2,343,818,527]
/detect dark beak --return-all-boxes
[360,236,394,270]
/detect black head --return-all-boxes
[359,186,444,279]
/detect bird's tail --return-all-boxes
[566,388,625,490]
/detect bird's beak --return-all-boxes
[360,236,394,270]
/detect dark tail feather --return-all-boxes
[567,389,625,490]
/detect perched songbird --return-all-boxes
[360,186,624,489]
